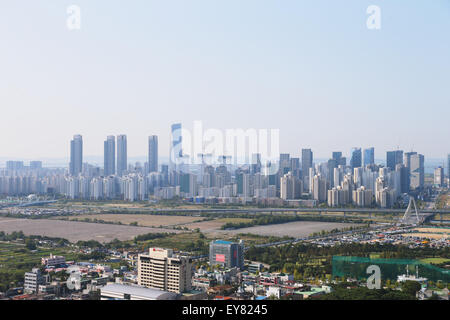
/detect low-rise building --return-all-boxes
[41,254,66,266]
[100,283,180,300]
[24,268,45,294]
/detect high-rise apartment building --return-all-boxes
[327,186,349,207]
[280,171,302,200]
[148,135,158,173]
[138,248,192,294]
[312,174,327,202]
[104,136,115,176]
[352,186,373,207]
[117,135,127,176]
[69,135,83,176]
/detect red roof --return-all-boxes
[215,296,233,300]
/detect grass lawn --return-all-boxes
[419,257,450,265]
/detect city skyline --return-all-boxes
[1,131,448,168]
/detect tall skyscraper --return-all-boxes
[69,135,83,176]
[395,163,409,194]
[104,136,115,176]
[148,135,158,173]
[447,154,450,181]
[363,147,375,166]
[409,153,424,190]
[279,153,291,176]
[251,153,262,174]
[170,123,183,171]
[350,148,362,169]
[117,135,128,176]
[403,151,417,169]
[290,157,300,178]
[327,159,338,187]
[386,150,403,170]
[332,152,346,166]
[301,149,313,191]
[29,161,42,170]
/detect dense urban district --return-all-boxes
[0,127,449,300]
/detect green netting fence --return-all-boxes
[332,256,450,283]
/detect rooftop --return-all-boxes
[213,240,233,245]
[101,283,180,300]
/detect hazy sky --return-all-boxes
[1,0,449,161]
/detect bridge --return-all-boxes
[399,198,437,225]
[89,204,450,225]
[115,207,450,216]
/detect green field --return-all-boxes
[0,241,78,291]
[419,258,450,265]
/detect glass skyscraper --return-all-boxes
[69,134,83,176]
[170,123,183,170]
[104,135,115,176]
[117,135,127,176]
[148,135,158,173]
[447,154,450,184]
[350,147,362,169]
[386,150,403,170]
[363,147,375,166]
[301,149,313,191]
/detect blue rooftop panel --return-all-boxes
[214,240,232,245]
